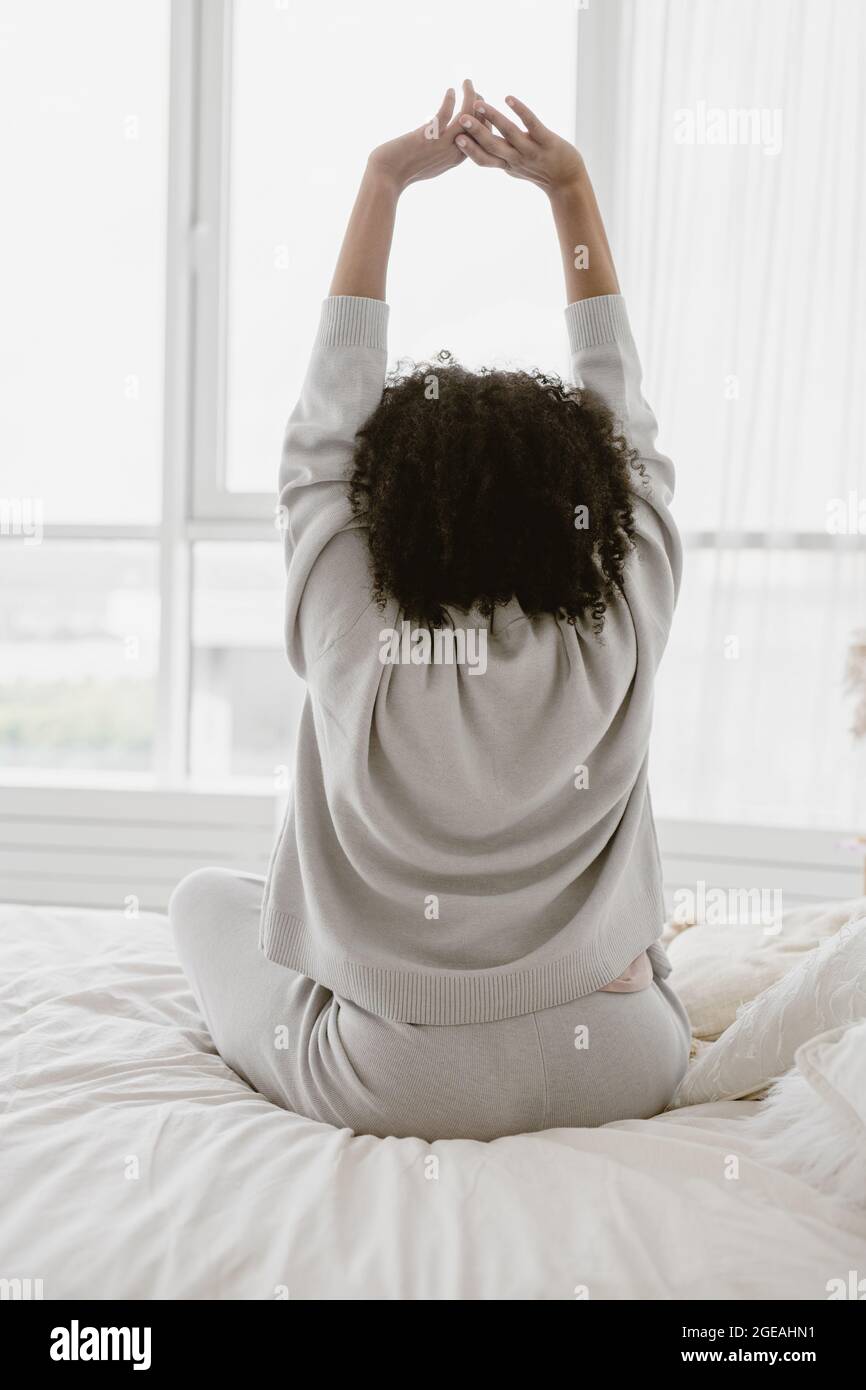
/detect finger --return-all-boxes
[461,79,493,131]
[455,131,508,170]
[459,77,478,114]
[456,115,514,163]
[504,94,548,138]
[474,100,530,148]
[434,86,456,129]
[471,96,494,132]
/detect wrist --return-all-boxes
[364,156,405,200]
[547,169,589,205]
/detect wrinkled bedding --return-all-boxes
[1,904,863,1300]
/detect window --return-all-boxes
[2,0,863,843]
[1,0,582,788]
[216,0,579,502]
[0,0,169,525]
[0,543,159,772]
[0,0,169,779]
[190,543,303,780]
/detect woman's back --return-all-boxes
[260,294,679,1022]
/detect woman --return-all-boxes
[171,81,691,1141]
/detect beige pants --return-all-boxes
[170,867,691,1142]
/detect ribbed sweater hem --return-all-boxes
[259,886,666,1025]
[564,293,632,353]
[316,295,389,350]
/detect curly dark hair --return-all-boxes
[347,351,644,633]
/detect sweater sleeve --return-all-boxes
[565,294,682,645]
[278,296,389,678]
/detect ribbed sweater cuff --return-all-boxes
[564,293,632,354]
[316,295,389,350]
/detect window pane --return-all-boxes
[224,0,578,493]
[191,543,305,779]
[0,542,159,771]
[651,548,866,828]
[0,0,170,524]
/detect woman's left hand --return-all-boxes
[454,95,586,195]
[367,79,488,192]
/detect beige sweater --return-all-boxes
[259,294,681,1023]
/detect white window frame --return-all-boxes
[28,0,278,790]
[2,0,863,913]
[186,0,274,525]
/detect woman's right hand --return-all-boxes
[455,94,586,195]
[367,78,488,193]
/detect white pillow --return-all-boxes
[669,913,866,1108]
[797,1018,866,1131]
[746,1021,866,1209]
[664,897,865,1041]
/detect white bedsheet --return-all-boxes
[1,903,864,1300]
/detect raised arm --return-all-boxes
[280,83,483,677]
[455,94,619,302]
[456,96,681,631]
[327,167,399,302]
[329,79,488,299]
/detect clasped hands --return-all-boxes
[368,78,585,197]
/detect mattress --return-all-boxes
[1,902,863,1300]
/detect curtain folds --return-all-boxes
[579,0,866,828]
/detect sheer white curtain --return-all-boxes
[578,0,866,830]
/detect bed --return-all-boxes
[1,901,865,1300]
